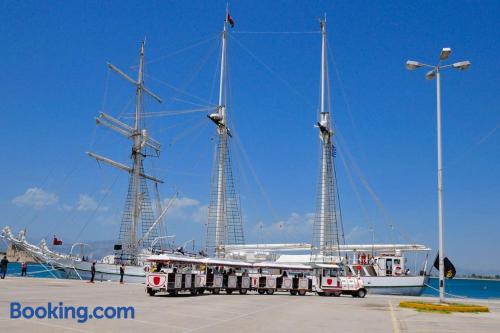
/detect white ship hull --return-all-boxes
[60,260,146,284]
[362,275,428,296]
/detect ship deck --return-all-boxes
[1,277,499,332]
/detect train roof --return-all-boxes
[146,254,252,267]
[253,262,313,271]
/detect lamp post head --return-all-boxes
[425,69,436,80]
[440,47,452,60]
[406,60,422,70]
[452,60,471,71]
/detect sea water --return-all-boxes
[422,277,500,300]
[3,262,64,279]
[3,263,500,300]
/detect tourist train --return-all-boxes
[145,254,367,298]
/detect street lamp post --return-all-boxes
[406,48,470,303]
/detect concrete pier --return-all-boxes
[0,277,499,332]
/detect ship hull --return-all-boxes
[59,260,146,284]
[362,275,428,296]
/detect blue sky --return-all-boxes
[1,1,499,273]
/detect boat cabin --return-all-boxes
[347,253,408,277]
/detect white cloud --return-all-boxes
[96,213,120,226]
[345,226,373,243]
[170,197,200,208]
[77,194,108,212]
[251,212,314,242]
[192,204,209,224]
[100,188,112,195]
[12,187,58,209]
[60,204,73,212]
[77,194,98,211]
[161,196,207,224]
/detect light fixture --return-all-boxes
[406,60,422,70]
[452,60,471,70]
[425,70,436,80]
[440,48,452,60]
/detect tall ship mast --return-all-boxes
[311,18,342,262]
[206,9,245,258]
[87,40,165,265]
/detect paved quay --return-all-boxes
[0,277,499,333]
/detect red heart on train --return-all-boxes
[148,274,166,286]
[327,278,333,285]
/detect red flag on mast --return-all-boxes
[227,13,235,28]
[53,235,63,246]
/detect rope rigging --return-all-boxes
[131,34,219,68]
[229,33,315,110]
[123,107,213,119]
[335,129,415,244]
[233,31,320,35]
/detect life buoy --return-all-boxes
[394,266,402,276]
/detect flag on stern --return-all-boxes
[227,13,235,28]
[433,252,456,279]
[53,235,63,246]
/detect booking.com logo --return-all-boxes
[10,302,135,323]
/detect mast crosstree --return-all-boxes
[205,11,245,258]
[87,41,165,265]
[311,18,341,262]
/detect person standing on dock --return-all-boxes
[1,256,9,279]
[89,262,96,283]
[119,264,125,284]
[21,262,27,277]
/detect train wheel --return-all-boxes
[169,290,178,296]
[239,289,248,295]
[333,291,341,297]
[258,289,266,295]
[298,290,306,296]
[317,292,325,296]
[226,289,233,295]
[356,289,366,298]
[266,289,275,295]
[147,289,156,297]
[198,288,205,295]
[190,289,197,295]
[212,288,220,295]
[290,290,297,296]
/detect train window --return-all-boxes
[322,268,338,277]
[329,269,339,277]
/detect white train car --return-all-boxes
[145,254,205,296]
[202,257,253,295]
[311,263,367,298]
[251,262,312,295]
